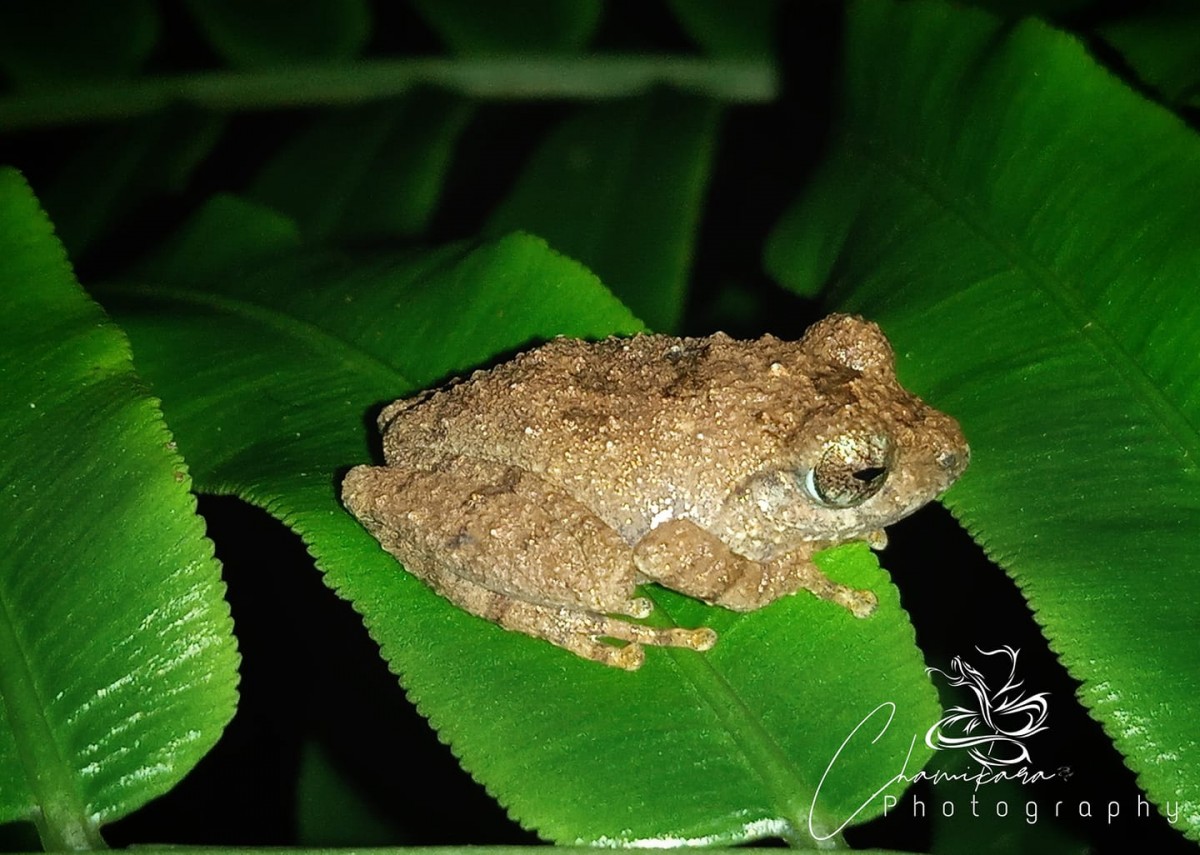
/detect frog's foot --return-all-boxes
[865,529,888,550]
[806,576,878,618]
[425,563,714,670]
[502,603,717,671]
[625,596,654,618]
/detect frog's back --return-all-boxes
[383,333,806,453]
[381,335,821,530]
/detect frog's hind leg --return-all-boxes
[344,460,712,667]
[344,460,649,618]
[424,564,716,671]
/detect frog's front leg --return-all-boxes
[633,518,878,617]
[342,459,715,669]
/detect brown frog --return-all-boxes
[342,314,968,670]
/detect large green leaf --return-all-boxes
[767,0,1200,843]
[97,195,940,846]
[0,169,238,847]
[487,91,720,333]
[962,0,1092,17]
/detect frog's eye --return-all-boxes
[804,434,891,508]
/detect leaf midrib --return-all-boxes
[649,597,842,847]
[99,282,416,392]
[0,577,104,849]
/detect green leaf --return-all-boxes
[97,197,939,845]
[487,91,720,332]
[40,112,224,258]
[667,0,780,59]
[249,94,473,243]
[766,0,1200,842]
[0,0,157,88]
[137,193,302,285]
[184,0,370,69]
[411,0,602,55]
[1098,1,1200,106]
[0,169,238,847]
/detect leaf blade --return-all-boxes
[184,0,370,69]
[0,0,157,87]
[667,0,780,59]
[767,0,1200,841]
[487,91,720,332]
[248,94,473,244]
[0,169,239,843]
[97,201,939,844]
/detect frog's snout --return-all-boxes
[937,445,969,478]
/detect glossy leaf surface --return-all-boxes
[0,169,239,846]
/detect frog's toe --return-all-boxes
[690,627,718,651]
[595,618,718,655]
[844,589,878,618]
[625,596,654,618]
[611,643,646,671]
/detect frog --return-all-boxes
[341,313,969,670]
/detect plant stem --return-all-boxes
[781,826,849,849]
[0,55,777,131]
[0,588,106,850]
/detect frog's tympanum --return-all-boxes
[343,314,968,670]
